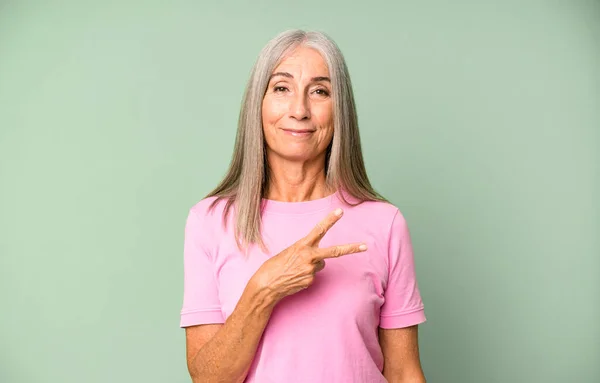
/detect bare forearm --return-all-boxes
[189,287,275,383]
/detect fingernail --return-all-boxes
[334,208,343,216]
[359,244,368,251]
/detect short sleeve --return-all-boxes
[379,209,426,329]
[179,207,225,327]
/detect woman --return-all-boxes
[180,29,426,382]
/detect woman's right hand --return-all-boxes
[247,208,368,306]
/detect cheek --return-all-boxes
[314,103,334,127]
[262,98,287,125]
[261,102,271,124]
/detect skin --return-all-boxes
[184,46,425,383]
[261,46,334,201]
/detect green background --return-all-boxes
[1,1,598,382]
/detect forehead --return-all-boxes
[273,46,329,75]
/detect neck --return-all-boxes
[264,153,333,202]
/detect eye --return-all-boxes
[314,88,330,97]
[274,86,289,93]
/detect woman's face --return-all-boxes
[262,46,334,163]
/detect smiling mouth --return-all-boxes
[281,129,315,137]
[281,129,316,133]
[281,129,316,137]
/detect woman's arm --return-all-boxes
[379,325,426,383]
[186,285,275,383]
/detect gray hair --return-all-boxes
[206,29,386,253]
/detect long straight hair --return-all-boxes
[205,29,386,253]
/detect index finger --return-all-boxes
[313,242,368,261]
[303,208,344,246]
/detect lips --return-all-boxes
[281,128,316,138]
[282,129,316,133]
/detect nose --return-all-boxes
[289,93,311,121]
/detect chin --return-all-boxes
[273,149,314,162]
[283,153,313,162]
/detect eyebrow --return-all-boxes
[269,72,331,83]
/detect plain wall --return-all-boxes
[0,1,598,382]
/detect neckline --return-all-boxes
[261,189,339,215]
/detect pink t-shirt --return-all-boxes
[180,190,426,382]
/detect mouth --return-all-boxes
[281,128,316,137]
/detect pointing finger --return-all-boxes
[314,242,368,261]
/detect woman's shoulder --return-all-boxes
[342,193,403,218]
[356,198,401,213]
[188,195,230,221]
[341,195,410,234]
